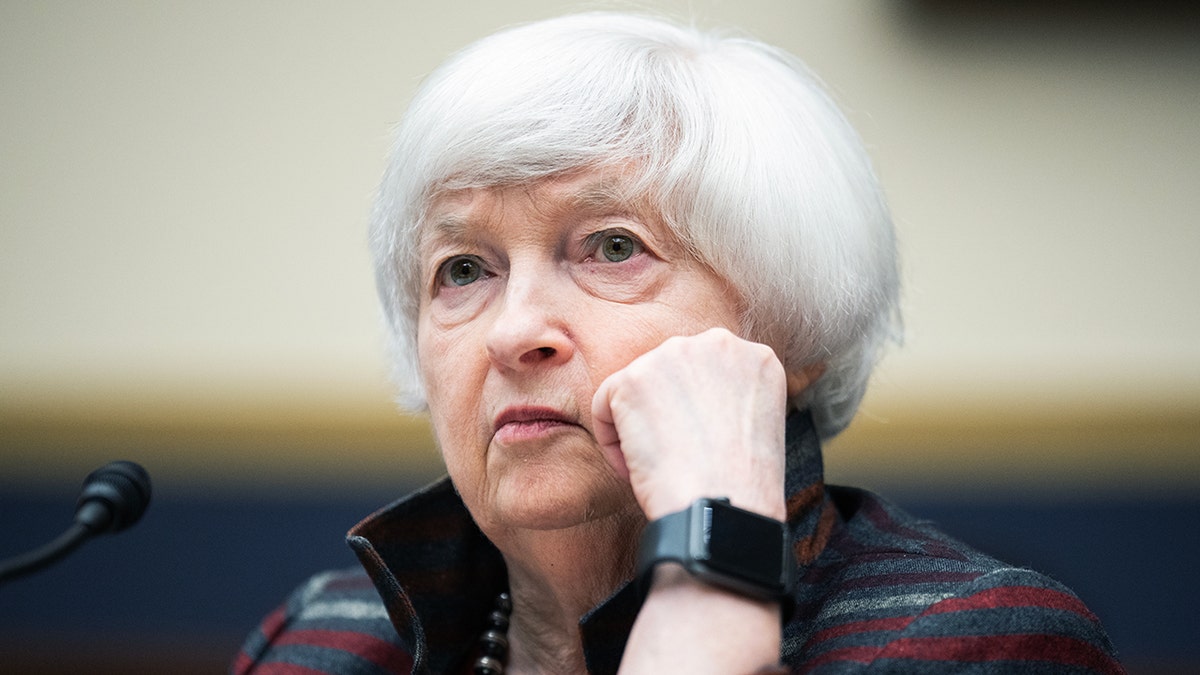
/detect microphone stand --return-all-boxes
[0,461,151,587]
[0,522,93,584]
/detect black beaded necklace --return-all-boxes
[474,591,513,675]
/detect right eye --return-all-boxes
[437,255,486,287]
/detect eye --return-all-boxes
[590,231,644,263]
[437,255,485,287]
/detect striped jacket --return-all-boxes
[233,412,1124,674]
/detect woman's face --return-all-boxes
[417,170,741,533]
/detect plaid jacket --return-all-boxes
[233,412,1124,674]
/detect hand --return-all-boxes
[591,327,788,522]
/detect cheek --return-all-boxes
[416,317,442,396]
[417,314,480,415]
[573,312,670,391]
[418,309,494,436]
[663,271,743,335]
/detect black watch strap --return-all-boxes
[637,497,792,601]
[638,501,693,569]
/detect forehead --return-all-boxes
[420,172,653,245]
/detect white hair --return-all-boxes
[369,12,901,438]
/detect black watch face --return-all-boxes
[701,502,785,589]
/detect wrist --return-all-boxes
[643,484,785,522]
[630,564,783,674]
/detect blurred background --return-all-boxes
[1,1,1196,673]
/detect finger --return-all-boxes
[591,374,631,482]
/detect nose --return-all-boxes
[485,267,575,372]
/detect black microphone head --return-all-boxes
[75,461,152,533]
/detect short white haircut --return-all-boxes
[370,12,901,439]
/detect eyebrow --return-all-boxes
[420,212,477,254]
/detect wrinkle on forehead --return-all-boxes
[421,173,650,250]
[508,173,646,225]
[558,175,641,217]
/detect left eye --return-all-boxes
[594,232,642,262]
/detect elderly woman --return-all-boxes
[235,13,1121,675]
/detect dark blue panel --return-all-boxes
[2,483,1196,667]
[898,496,1200,662]
[0,480,417,656]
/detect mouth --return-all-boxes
[492,406,581,444]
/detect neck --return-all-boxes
[489,506,643,674]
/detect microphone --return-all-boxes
[0,460,152,585]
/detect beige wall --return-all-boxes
[2,2,1197,491]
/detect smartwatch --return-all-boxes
[636,497,792,601]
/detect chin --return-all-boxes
[489,464,636,532]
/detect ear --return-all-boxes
[786,362,827,399]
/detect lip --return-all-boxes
[492,406,581,444]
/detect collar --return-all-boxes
[347,409,829,675]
